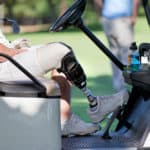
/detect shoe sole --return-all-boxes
[62,129,99,137]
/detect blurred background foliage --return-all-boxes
[1,0,145,26]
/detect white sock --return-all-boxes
[61,119,68,130]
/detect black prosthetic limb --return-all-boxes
[57,51,97,107]
[57,51,86,89]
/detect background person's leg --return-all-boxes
[112,18,134,91]
[102,17,133,92]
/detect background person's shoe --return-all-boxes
[87,89,129,123]
[61,114,100,136]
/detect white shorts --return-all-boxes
[0,42,70,81]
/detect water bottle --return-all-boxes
[129,42,140,71]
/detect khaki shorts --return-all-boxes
[0,42,70,81]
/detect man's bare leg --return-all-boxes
[51,69,71,122]
[51,69,99,136]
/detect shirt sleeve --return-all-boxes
[0,30,13,48]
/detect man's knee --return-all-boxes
[47,42,72,55]
[50,43,87,89]
[38,42,87,89]
[37,42,72,71]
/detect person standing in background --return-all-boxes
[94,0,140,92]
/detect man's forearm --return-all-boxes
[0,44,25,62]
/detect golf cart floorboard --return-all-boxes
[62,134,143,150]
[62,96,150,150]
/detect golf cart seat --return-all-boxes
[0,78,60,97]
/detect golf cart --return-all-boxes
[50,0,150,149]
[0,0,149,150]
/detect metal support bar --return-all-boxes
[76,19,125,71]
[102,106,121,139]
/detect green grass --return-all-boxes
[5,16,150,129]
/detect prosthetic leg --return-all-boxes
[57,50,97,107]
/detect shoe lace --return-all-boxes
[97,95,112,104]
[71,114,83,124]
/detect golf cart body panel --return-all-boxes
[0,96,61,150]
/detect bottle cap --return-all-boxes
[130,42,137,51]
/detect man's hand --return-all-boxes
[0,44,27,62]
[130,16,137,26]
[11,38,31,49]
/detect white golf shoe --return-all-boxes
[61,113,100,136]
[87,89,129,123]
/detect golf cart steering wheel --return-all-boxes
[50,0,125,71]
[50,0,86,32]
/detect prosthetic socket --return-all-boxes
[57,51,86,89]
[57,51,97,107]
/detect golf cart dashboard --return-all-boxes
[123,70,150,92]
[123,42,150,92]
[123,0,149,95]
